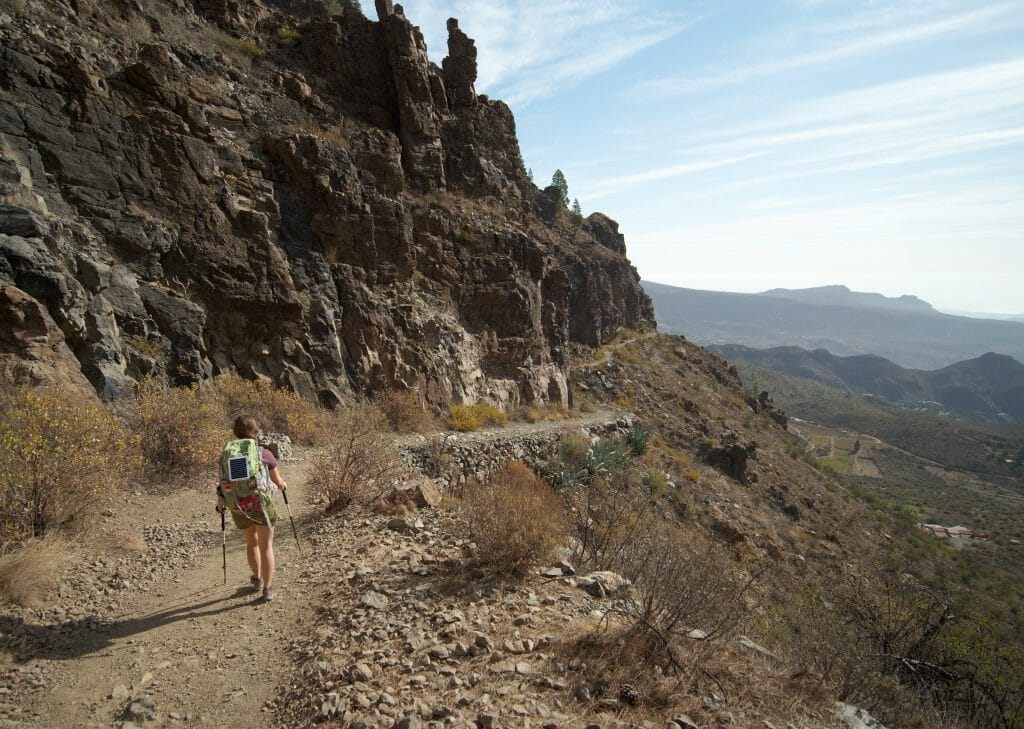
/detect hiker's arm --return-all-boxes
[269,466,287,491]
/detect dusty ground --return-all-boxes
[1,458,316,729]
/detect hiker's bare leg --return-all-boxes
[255,524,275,588]
[243,526,260,581]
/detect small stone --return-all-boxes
[127,695,157,721]
[351,662,374,682]
[476,713,498,729]
[110,684,130,701]
[360,591,390,610]
[669,715,700,729]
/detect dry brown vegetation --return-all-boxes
[207,372,325,444]
[375,389,434,433]
[0,387,140,546]
[460,461,568,577]
[0,534,72,607]
[127,378,223,486]
[306,400,405,510]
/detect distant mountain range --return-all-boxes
[760,285,935,313]
[643,281,1024,369]
[710,345,1024,423]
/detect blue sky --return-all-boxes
[398,0,1024,316]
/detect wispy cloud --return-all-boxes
[580,58,1024,200]
[576,154,761,200]
[635,2,1020,96]
[398,0,698,106]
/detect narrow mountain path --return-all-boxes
[2,408,637,729]
[9,461,317,729]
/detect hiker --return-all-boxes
[216,415,288,602]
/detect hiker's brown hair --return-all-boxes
[233,415,260,439]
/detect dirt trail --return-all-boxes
[11,461,317,729]
[4,409,637,729]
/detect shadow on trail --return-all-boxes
[0,586,256,663]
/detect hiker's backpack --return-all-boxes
[220,438,272,517]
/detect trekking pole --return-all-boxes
[220,506,227,585]
[282,489,301,551]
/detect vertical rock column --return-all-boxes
[442,18,477,108]
[375,3,448,191]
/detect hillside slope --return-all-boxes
[643,280,1024,369]
[712,344,1024,423]
[0,0,653,407]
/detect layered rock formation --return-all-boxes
[0,0,654,406]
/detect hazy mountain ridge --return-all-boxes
[643,280,1024,369]
[759,284,935,313]
[712,344,1024,423]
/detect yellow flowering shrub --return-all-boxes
[448,403,508,432]
[0,387,140,546]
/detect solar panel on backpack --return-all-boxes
[227,455,251,481]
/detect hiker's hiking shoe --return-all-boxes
[262,586,276,602]
[250,575,263,591]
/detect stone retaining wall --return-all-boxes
[397,414,638,490]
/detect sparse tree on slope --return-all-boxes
[544,169,569,208]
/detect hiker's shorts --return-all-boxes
[230,500,278,529]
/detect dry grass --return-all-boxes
[306,401,405,510]
[0,535,72,607]
[376,389,434,433]
[514,403,570,423]
[460,461,568,578]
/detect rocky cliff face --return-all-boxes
[0,0,654,407]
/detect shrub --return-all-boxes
[559,432,591,463]
[460,461,567,578]
[684,468,700,483]
[306,400,404,510]
[565,471,654,570]
[645,470,670,496]
[232,38,264,58]
[0,387,140,545]
[274,26,302,44]
[623,425,649,456]
[376,389,433,433]
[128,378,223,485]
[0,534,70,606]
[448,403,508,432]
[612,522,754,669]
[208,373,324,443]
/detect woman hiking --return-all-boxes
[216,415,288,602]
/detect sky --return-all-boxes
[397,0,1024,316]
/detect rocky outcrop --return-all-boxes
[0,0,654,406]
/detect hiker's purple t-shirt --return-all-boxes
[260,447,278,470]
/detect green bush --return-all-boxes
[0,387,140,545]
[644,469,670,496]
